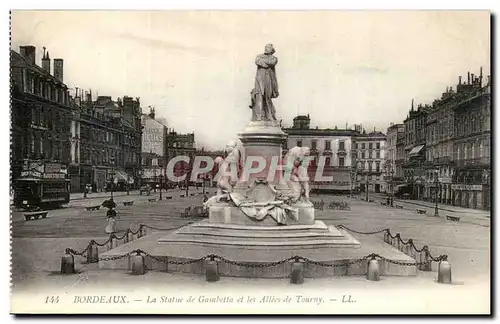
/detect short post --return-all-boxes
[108,234,115,250]
[366,256,380,281]
[395,234,401,250]
[437,258,452,284]
[419,246,431,271]
[86,243,99,263]
[128,230,134,242]
[124,229,130,243]
[61,251,75,274]
[131,251,145,275]
[404,239,413,256]
[205,255,220,282]
[290,258,305,284]
[138,225,144,238]
[383,231,391,244]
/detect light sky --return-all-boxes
[11,11,490,149]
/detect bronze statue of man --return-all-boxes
[249,44,279,122]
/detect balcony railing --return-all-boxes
[456,157,490,168]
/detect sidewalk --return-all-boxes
[70,190,140,201]
[393,198,490,216]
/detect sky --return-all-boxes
[10,11,490,149]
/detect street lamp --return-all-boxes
[390,167,395,207]
[350,163,357,199]
[434,167,439,217]
[159,173,163,201]
[109,155,115,201]
[366,177,369,201]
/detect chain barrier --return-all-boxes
[337,226,449,265]
[337,225,389,235]
[64,249,447,269]
[140,222,194,231]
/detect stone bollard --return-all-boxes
[86,243,99,263]
[205,258,220,282]
[61,252,75,274]
[437,260,452,284]
[418,247,431,271]
[290,261,305,284]
[124,230,130,243]
[128,230,134,242]
[404,240,413,256]
[395,234,401,250]
[383,231,391,244]
[138,225,144,238]
[131,252,145,275]
[367,258,380,281]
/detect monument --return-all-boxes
[99,44,416,278]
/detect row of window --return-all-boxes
[80,125,139,147]
[79,145,139,166]
[354,142,381,150]
[358,150,381,159]
[24,70,69,106]
[294,139,345,151]
[31,107,71,133]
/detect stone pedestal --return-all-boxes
[234,120,291,196]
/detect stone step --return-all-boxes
[192,219,330,232]
[175,227,347,240]
[157,236,361,248]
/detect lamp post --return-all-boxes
[109,155,115,201]
[350,163,357,199]
[366,177,369,201]
[126,174,130,195]
[390,168,395,207]
[434,167,439,217]
[159,173,163,200]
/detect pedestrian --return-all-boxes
[105,207,117,234]
[103,198,117,234]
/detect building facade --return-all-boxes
[402,102,429,199]
[140,108,168,188]
[385,123,405,193]
[69,93,142,192]
[352,131,387,193]
[284,115,358,192]
[11,46,72,205]
[423,87,456,203]
[451,70,491,210]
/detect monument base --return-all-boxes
[98,221,417,278]
[208,202,315,226]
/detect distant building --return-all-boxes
[140,107,168,188]
[352,130,387,193]
[283,115,358,192]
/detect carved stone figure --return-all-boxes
[213,141,242,199]
[285,146,311,204]
[249,44,279,122]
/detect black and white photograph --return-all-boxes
[8,9,491,315]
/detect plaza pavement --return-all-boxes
[10,192,491,313]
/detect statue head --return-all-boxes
[264,44,275,55]
[226,140,237,150]
[214,156,225,165]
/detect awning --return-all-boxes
[409,145,425,155]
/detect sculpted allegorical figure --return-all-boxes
[249,44,279,122]
[285,146,312,204]
[214,140,242,199]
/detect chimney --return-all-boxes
[471,73,475,84]
[86,91,92,102]
[459,76,462,85]
[468,72,471,84]
[19,45,36,65]
[41,47,51,73]
[479,67,483,87]
[53,58,64,82]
